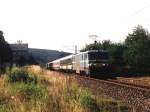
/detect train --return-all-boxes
[46,50,109,77]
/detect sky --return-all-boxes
[0,0,150,53]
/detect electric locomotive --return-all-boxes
[72,50,109,76]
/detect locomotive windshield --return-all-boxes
[88,51,108,60]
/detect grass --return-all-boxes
[0,65,133,112]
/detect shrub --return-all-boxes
[16,83,46,101]
[68,84,95,107]
[78,90,100,112]
[6,67,37,84]
[79,91,93,107]
[65,84,100,112]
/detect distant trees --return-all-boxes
[80,41,102,52]
[81,25,150,69]
[0,31,13,72]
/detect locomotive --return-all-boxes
[46,50,109,77]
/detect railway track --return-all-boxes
[73,75,150,112]
[74,75,150,91]
[53,71,150,90]
[108,79,150,90]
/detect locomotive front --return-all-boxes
[87,50,109,76]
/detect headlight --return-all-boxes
[102,64,106,66]
[88,63,97,66]
[88,63,92,66]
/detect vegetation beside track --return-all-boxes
[0,66,132,112]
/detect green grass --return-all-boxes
[6,67,38,84]
[0,66,133,112]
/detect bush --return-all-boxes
[6,67,37,84]
[66,84,100,112]
[79,92,93,107]
[16,83,46,101]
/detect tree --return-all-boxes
[101,40,112,50]
[124,25,150,68]
[107,43,126,66]
[0,31,13,72]
[99,40,125,66]
[80,41,101,52]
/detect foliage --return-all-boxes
[6,67,37,84]
[0,31,12,73]
[80,41,101,52]
[101,40,112,50]
[0,66,132,112]
[124,25,150,67]
[0,106,8,112]
[79,91,95,107]
[16,83,46,101]
[108,43,126,66]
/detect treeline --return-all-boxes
[0,31,12,73]
[81,25,150,74]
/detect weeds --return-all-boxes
[0,66,133,112]
[6,67,37,84]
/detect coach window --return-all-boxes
[81,55,83,60]
[84,54,87,60]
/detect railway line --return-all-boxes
[108,78,150,90]
[76,75,150,91]
[53,70,150,90]
[72,74,150,112]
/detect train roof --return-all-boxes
[47,50,108,64]
[48,54,74,64]
[76,50,107,55]
[87,50,107,53]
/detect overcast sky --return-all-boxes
[0,0,150,52]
